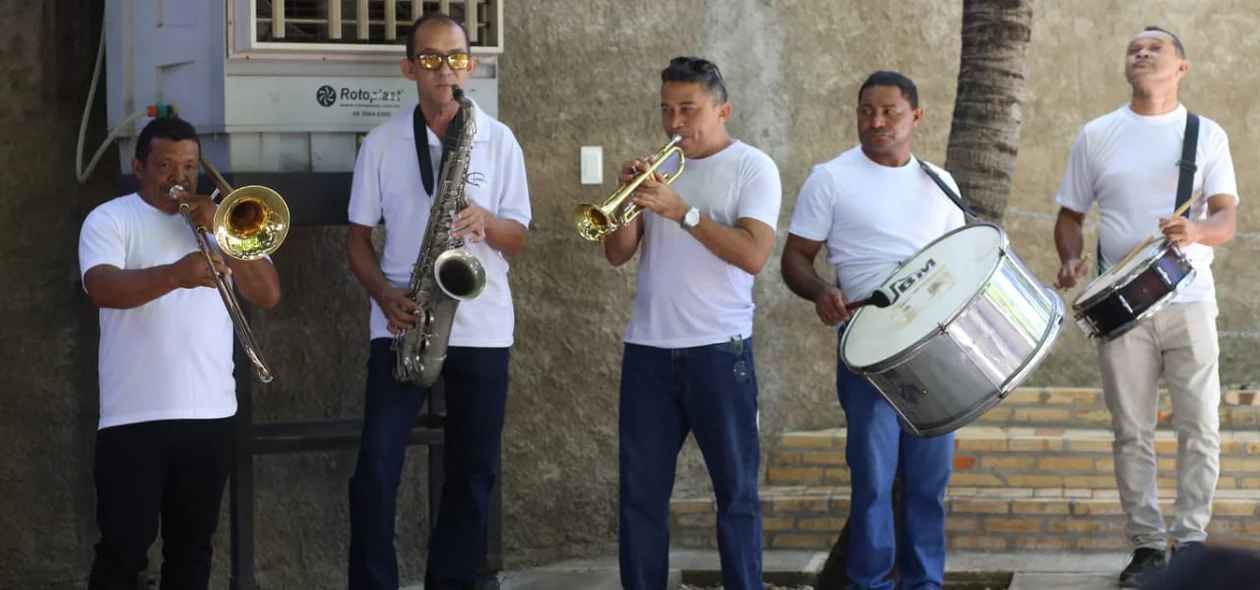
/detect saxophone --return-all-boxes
[392,86,487,387]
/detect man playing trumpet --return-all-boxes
[602,56,782,590]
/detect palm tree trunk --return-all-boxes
[944,0,1034,223]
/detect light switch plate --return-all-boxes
[580,146,603,185]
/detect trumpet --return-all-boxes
[170,157,290,384]
[573,134,686,242]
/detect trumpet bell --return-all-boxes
[213,185,291,260]
[573,203,613,243]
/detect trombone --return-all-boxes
[169,157,291,384]
[573,134,686,242]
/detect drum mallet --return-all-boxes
[845,288,893,311]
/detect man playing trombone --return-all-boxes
[602,56,782,590]
[77,116,281,590]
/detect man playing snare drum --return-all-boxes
[781,70,965,590]
[1052,26,1239,588]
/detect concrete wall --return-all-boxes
[2,0,1256,588]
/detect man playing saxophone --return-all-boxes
[78,116,280,590]
[343,13,532,590]
[604,56,783,590]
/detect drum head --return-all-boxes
[842,224,1005,370]
[1076,240,1167,303]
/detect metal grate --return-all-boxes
[254,0,500,50]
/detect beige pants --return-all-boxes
[1098,300,1222,550]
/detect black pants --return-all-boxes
[88,417,234,590]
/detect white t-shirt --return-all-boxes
[348,99,532,346]
[78,193,239,430]
[1055,103,1239,304]
[788,147,967,302]
[622,140,783,348]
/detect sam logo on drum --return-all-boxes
[886,258,938,306]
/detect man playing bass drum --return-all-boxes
[780,71,963,590]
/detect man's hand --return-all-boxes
[618,158,646,185]
[1055,258,1084,290]
[375,287,419,334]
[815,286,851,326]
[631,169,689,223]
[178,192,218,231]
[620,156,688,223]
[1160,216,1202,248]
[451,201,492,243]
[172,251,229,289]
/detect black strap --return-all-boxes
[412,103,467,197]
[1094,111,1200,276]
[916,156,977,220]
[1175,112,1200,219]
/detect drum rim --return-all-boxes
[871,287,1066,438]
[841,222,1007,372]
[1073,239,1182,309]
[1088,266,1199,342]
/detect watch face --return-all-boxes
[685,208,700,226]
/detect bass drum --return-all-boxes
[840,223,1064,438]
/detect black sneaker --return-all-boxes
[1171,540,1206,564]
[1119,547,1167,588]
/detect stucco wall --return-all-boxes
[2,0,1257,588]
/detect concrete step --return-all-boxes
[822,387,1260,429]
[770,426,1260,491]
[668,486,1260,553]
[972,388,1260,429]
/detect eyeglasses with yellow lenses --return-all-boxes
[413,52,471,71]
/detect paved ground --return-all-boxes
[402,549,1131,589]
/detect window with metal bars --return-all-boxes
[252,0,501,51]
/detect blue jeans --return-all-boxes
[619,337,764,590]
[347,339,509,590]
[837,330,953,590]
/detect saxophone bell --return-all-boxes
[433,246,486,301]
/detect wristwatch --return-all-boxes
[680,206,701,230]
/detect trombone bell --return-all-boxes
[573,134,686,243]
[213,185,291,261]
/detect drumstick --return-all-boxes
[1107,191,1204,275]
[845,288,892,311]
[1052,252,1092,291]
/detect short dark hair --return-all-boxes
[405,13,471,59]
[858,71,919,109]
[1142,25,1186,58]
[135,116,199,163]
[661,56,728,103]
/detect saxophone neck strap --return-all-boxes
[413,101,468,197]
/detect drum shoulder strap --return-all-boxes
[915,156,977,221]
[1176,112,1200,219]
[1096,111,1200,276]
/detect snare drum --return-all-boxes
[840,223,1064,438]
[1071,239,1196,341]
